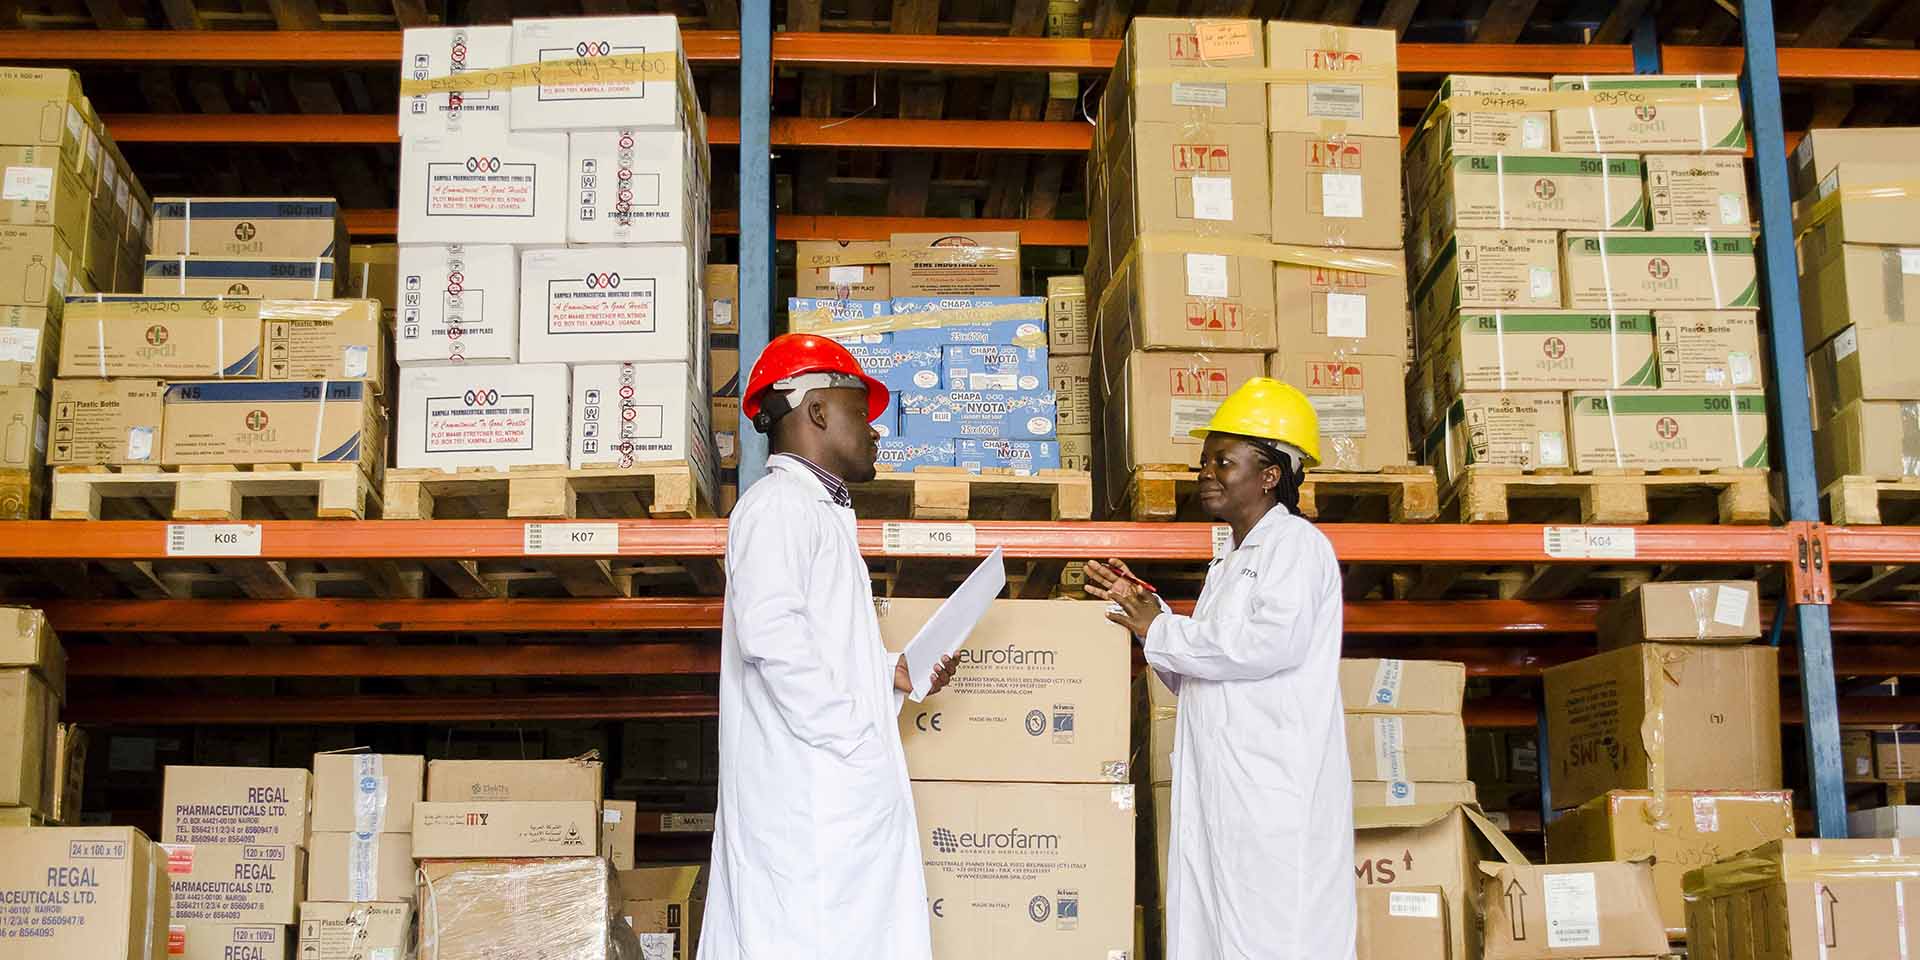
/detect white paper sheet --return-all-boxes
[904,545,1006,701]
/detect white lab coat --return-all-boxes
[699,455,932,960]
[1146,503,1355,960]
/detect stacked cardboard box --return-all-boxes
[1467,729,1539,817]
[1406,75,1767,490]
[0,606,62,823]
[0,826,174,957]
[705,262,739,510]
[1047,274,1092,472]
[1478,860,1669,959]
[877,599,1135,958]
[145,198,343,299]
[615,864,705,958]
[1685,839,1920,959]
[159,764,310,957]
[0,67,152,517]
[294,752,424,958]
[394,18,717,508]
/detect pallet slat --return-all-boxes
[1121,465,1438,523]
[1448,467,1771,525]
[51,463,375,521]
[1824,475,1920,526]
[853,467,1092,521]
[381,463,712,521]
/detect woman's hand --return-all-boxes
[1084,558,1160,640]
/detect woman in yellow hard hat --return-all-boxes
[1085,377,1355,960]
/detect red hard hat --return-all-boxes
[741,332,890,426]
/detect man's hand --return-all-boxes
[1084,558,1160,641]
[895,654,959,695]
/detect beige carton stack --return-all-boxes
[1048,273,1093,472]
[159,764,311,958]
[705,261,738,511]
[296,752,424,959]
[1543,580,1795,945]
[1406,74,1768,495]
[0,606,64,826]
[877,599,1136,959]
[0,825,174,958]
[1685,839,1920,959]
[0,67,152,518]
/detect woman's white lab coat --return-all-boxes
[1145,503,1355,960]
[698,455,932,960]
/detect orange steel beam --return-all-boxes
[64,692,720,725]
[105,113,398,144]
[1827,526,1920,565]
[67,642,718,678]
[770,32,1117,71]
[0,30,741,66]
[42,598,726,633]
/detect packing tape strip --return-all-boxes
[395,49,682,97]
[93,293,105,378]
[1131,64,1397,86]
[311,378,330,462]
[1796,178,1920,235]
[791,301,1047,343]
[1882,248,1910,322]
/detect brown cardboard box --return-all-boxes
[159,380,380,467]
[1356,886,1451,960]
[1353,780,1478,808]
[1354,803,1528,960]
[1263,20,1399,139]
[1050,354,1092,436]
[1874,728,1920,780]
[1795,216,1920,347]
[1046,274,1089,355]
[1102,18,1266,131]
[80,202,115,291]
[1566,390,1770,471]
[51,722,83,824]
[142,256,339,299]
[1478,860,1668,960]
[0,669,55,814]
[1100,349,1266,472]
[888,231,1020,297]
[1841,728,1877,781]
[879,598,1131,783]
[1684,839,1920,960]
[306,831,414,902]
[161,842,305,923]
[1815,399,1920,482]
[310,752,424,834]
[795,240,892,299]
[1094,240,1279,357]
[297,902,413,960]
[1059,432,1093,473]
[1268,132,1402,249]
[617,866,704,959]
[1790,127,1920,199]
[600,799,636,870]
[1549,74,1746,153]
[1423,391,1569,492]
[260,299,386,390]
[0,826,168,959]
[425,755,603,802]
[1104,121,1271,241]
[58,296,262,379]
[417,858,639,960]
[1411,231,1562,346]
[0,225,76,309]
[1794,162,1917,247]
[1654,310,1763,390]
[1543,643,1781,810]
[169,923,288,960]
[1273,249,1409,359]
[1428,310,1658,395]
[1340,658,1465,714]
[1560,232,1759,310]
[0,305,57,390]
[345,242,398,323]
[0,145,92,245]
[161,765,309,846]
[1405,75,1553,211]
[1809,324,1920,425]
[705,263,738,333]
[914,781,1134,959]
[1645,154,1750,230]
[149,197,345,261]
[1268,352,1409,471]
[0,605,63,699]
[0,68,88,167]
[1346,713,1468,784]
[411,800,600,858]
[1421,151,1647,232]
[1596,581,1761,648]
[47,377,163,466]
[1546,790,1795,937]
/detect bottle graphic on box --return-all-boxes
[3,414,25,465]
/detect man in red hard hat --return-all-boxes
[699,332,955,960]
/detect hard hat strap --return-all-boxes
[752,371,866,433]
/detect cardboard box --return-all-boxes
[795,240,891,299]
[1546,790,1795,937]
[161,842,304,923]
[846,340,941,391]
[1793,161,1917,247]
[1684,839,1920,960]
[1478,860,1667,960]
[0,145,91,245]
[425,755,603,802]
[955,438,1061,474]
[1059,432,1093,472]
[0,68,88,166]
[1849,805,1920,838]
[1424,391,1569,491]
[887,231,1020,297]
[142,256,338,299]
[1356,886,1450,960]
[1269,132,1403,248]
[616,866,703,960]
[1354,803,1528,960]
[1810,324,1920,427]
[160,379,379,467]
[1645,154,1750,230]
[395,243,518,365]
[1263,20,1399,139]
[1549,74,1746,153]
[1429,310,1657,397]
[50,723,83,824]
[1100,349,1266,471]
[1796,223,1920,348]
[417,857,636,960]
[914,781,1133,958]
[1875,728,1920,780]
[1790,127,1920,199]
[310,752,424,834]
[509,15,690,131]
[1566,390,1770,471]
[878,599,1130,783]
[1346,713,1468,785]
[1841,728,1877,781]
[1543,643,1780,810]
[1046,274,1089,355]
[943,344,1047,393]
[570,361,711,471]
[1405,75,1552,208]
[788,296,891,341]
[1560,232,1759,310]
[0,669,55,814]
[0,385,48,511]
[1101,18,1266,131]
[600,799,636,870]
[169,923,287,960]
[401,25,513,136]
[161,766,309,846]
[296,902,413,960]
[305,831,414,902]
[1273,250,1408,359]
[57,296,261,379]
[47,378,161,466]
[568,128,701,245]
[1268,352,1409,471]
[0,225,76,308]
[0,305,56,390]
[1094,242,1277,359]
[411,800,599,858]
[884,296,1043,352]
[0,826,168,959]
[395,363,570,470]
[1049,353,1091,435]
[898,390,1058,441]
[704,263,738,332]
[1,604,65,698]
[1653,310,1762,390]
[1353,779,1478,808]
[150,198,343,262]
[519,244,695,363]
[1424,151,1647,233]
[1815,399,1920,482]
[1104,121,1271,241]
[1596,580,1761,648]
[260,299,384,389]
[876,437,956,472]
[1340,658,1466,715]
[1411,231,1561,343]
[397,133,568,245]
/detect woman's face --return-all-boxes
[1196,433,1280,517]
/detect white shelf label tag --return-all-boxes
[524,522,620,555]
[166,523,262,557]
[882,522,977,556]
[1543,526,1636,559]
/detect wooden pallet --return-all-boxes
[1824,475,1920,526]
[383,462,713,520]
[853,466,1092,520]
[1121,465,1439,523]
[50,463,376,521]
[1446,467,1772,525]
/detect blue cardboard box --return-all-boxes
[942,345,1048,392]
[956,438,1061,475]
[789,297,892,345]
[877,438,957,472]
[890,297,1047,348]
[873,389,901,438]
[898,390,1058,441]
[847,342,945,392]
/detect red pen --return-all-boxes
[1116,568,1159,595]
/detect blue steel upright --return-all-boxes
[737,0,775,490]
[1738,0,1848,838]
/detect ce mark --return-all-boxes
[931,898,945,918]
[914,712,943,732]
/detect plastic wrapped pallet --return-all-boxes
[418,857,640,960]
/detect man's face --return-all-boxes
[819,386,881,483]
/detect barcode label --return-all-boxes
[1307,82,1364,119]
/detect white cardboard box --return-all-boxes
[519,244,693,363]
[397,133,567,245]
[1848,806,1920,839]
[567,129,698,245]
[396,243,519,365]
[400,26,513,137]
[509,16,689,131]
[570,361,707,469]
[396,362,570,469]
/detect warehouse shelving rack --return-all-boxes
[3,0,1920,839]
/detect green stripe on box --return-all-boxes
[1714,121,1749,151]
[1459,312,1654,334]
[1564,234,1755,257]
[1612,196,1648,229]
[1731,277,1759,308]
[1551,77,1740,91]
[1623,353,1658,387]
[1744,440,1770,468]
[1451,155,1644,177]
[1573,393,1767,416]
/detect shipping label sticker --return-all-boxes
[1169,397,1221,441]
[1719,193,1744,225]
[343,345,370,379]
[1324,292,1369,338]
[1195,22,1254,59]
[1190,175,1235,221]
[1308,395,1367,436]
[1321,173,1364,219]
[126,424,154,461]
[1693,796,1721,833]
[1529,266,1555,300]
[1522,116,1548,149]
[1368,658,1403,708]
[1542,526,1636,559]
[1170,82,1229,108]
[1389,891,1441,919]
[1900,248,1920,276]
[1538,430,1567,468]
[1307,82,1365,120]
[167,523,263,558]
[639,934,675,960]
[1,165,53,203]
[660,812,715,832]
[524,522,621,556]
[424,390,537,453]
[160,843,196,874]
[0,326,37,364]
[827,265,866,286]
[1543,871,1602,948]
[548,272,657,334]
[881,522,978,556]
[1729,352,1755,386]
[1835,328,1859,361]
[712,298,735,329]
[1713,584,1750,628]
[425,157,541,217]
[1184,253,1231,298]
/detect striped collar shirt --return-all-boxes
[774,453,853,508]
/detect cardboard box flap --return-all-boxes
[795,240,890,268]
[1465,803,1532,868]
[1683,838,1920,898]
[616,865,704,901]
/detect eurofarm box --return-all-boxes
[1567,390,1769,471]
[161,766,309,846]
[0,826,170,959]
[149,197,345,261]
[569,361,710,470]
[160,842,304,923]
[395,363,570,470]
[159,380,379,467]
[508,15,691,132]
[396,243,519,365]
[397,133,568,245]
[519,244,695,363]
[400,25,513,137]
[1550,74,1748,153]
[57,295,262,379]
[1420,151,1647,232]
[567,128,701,245]
[142,256,339,299]
[47,377,165,466]
[1560,232,1758,310]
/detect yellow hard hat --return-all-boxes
[1191,377,1322,468]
